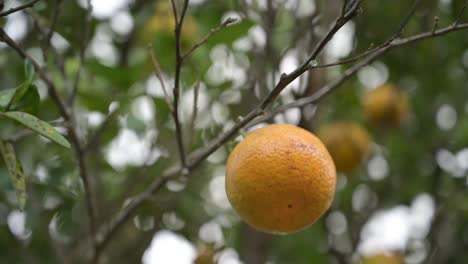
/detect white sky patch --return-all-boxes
[456,148,468,171]
[358,194,435,256]
[207,45,248,88]
[326,22,355,61]
[8,210,31,241]
[87,111,106,128]
[142,230,196,264]
[110,11,134,36]
[436,104,457,131]
[180,83,212,128]
[90,25,119,66]
[286,0,316,18]
[4,12,28,42]
[146,74,174,99]
[367,154,389,181]
[358,62,390,89]
[78,0,130,19]
[436,149,465,178]
[189,0,209,5]
[51,33,70,53]
[162,212,186,231]
[199,220,224,246]
[218,248,243,264]
[105,129,159,170]
[208,170,231,210]
[326,211,348,235]
[131,96,155,123]
[211,102,230,125]
[280,50,301,93]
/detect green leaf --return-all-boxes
[1,83,40,113]
[206,20,255,46]
[0,89,15,111]
[0,140,27,209]
[24,59,35,81]
[9,85,40,113]
[7,81,33,110]
[0,112,71,148]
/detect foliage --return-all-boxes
[0,0,468,264]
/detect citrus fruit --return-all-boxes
[318,121,371,174]
[362,252,403,264]
[363,83,409,127]
[141,2,198,45]
[225,124,336,234]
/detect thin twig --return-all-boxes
[0,0,41,17]
[387,0,422,42]
[257,0,362,111]
[251,22,468,125]
[188,79,201,149]
[171,0,190,169]
[148,44,174,112]
[182,17,237,61]
[454,0,468,25]
[45,0,63,51]
[69,0,93,104]
[432,16,439,34]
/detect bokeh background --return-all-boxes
[1,0,468,263]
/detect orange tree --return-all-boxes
[1,0,468,263]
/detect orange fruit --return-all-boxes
[319,121,371,175]
[193,244,216,264]
[361,252,403,264]
[141,2,198,45]
[225,124,336,234]
[363,83,409,127]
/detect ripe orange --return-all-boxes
[141,3,198,45]
[225,124,336,234]
[362,252,403,264]
[363,83,409,127]
[318,121,371,175]
[193,244,216,264]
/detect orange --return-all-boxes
[225,124,336,234]
[318,121,371,175]
[361,252,403,264]
[363,83,409,127]
[193,244,216,264]
[141,2,198,45]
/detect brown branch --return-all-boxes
[0,0,41,17]
[45,0,63,50]
[455,0,468,25]
[182,17,237,61]
[257,0,361,110]
[171,0,190,169]
[188,78,201,149]
[70,0,93,104]
[148,45,174,112]
[250,22,468,126]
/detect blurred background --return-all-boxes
[1,0,468,263]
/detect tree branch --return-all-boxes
[0,27,98,263]
[0,0,41,17]
[182,17,237,61]
[170,0,190,169]
[69,0,93,104]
